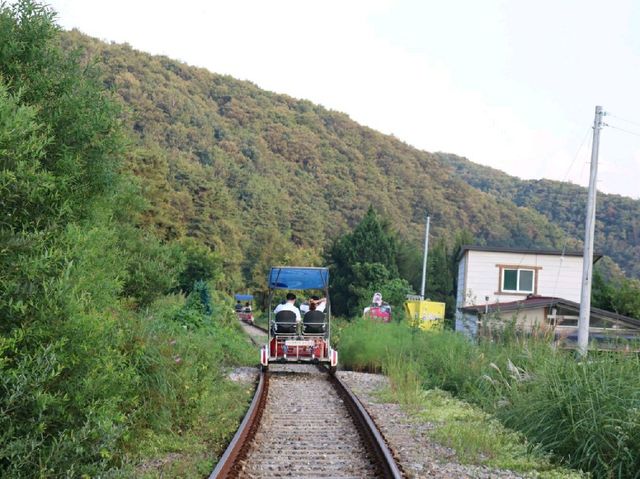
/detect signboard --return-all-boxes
[404,300,445,331]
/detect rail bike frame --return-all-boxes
[234,293,254,324]
[260,266,338,371]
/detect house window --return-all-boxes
[501,268,534,293]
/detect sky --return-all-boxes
[45,0,640,199]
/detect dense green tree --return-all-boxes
[610,278,640,319]
[426,239,455,316]
[396,238,424,291]
[592,268,640,319]
[329,207,401,316]
[175,236,223,294]
[591,269,615,312]
[0,3,189,475]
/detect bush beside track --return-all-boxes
[0,4,255,476]
[337,320,640,478]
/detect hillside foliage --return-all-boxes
[442,153,640,278]
[3,1,640,476]
[60,30,594,294]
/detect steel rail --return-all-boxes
[328,369,404,479]
[209,370,268,479]
[210,366,404,478]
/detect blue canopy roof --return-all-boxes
[268,267,329,290]
[234,294,254,301]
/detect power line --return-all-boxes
[607,124,640,138]
[549,127,591,298]
[609,114,640,129]
[562,126,592,183]
[578,130,593,185]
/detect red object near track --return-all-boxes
[364,305,392,322]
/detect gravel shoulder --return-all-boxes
[237,320,268,344]
[337,371,528,479]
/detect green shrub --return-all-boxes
[118,226,183,307]
[126,295,256,464]
[175,238,223,294]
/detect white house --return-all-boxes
[455,246,640,349]
[455,246,600,336]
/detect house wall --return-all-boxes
[481,308,549,331]
[454,254,467,333]
[460,250,584,308]
[515,308,548,329]
[456,312,478,337]
[481,307,550,332]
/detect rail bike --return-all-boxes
[234,293,254,324]
[260,266,338,372]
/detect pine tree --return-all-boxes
[328,206,400,316]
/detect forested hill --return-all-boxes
[441,153,640,278]
[62,31,639,286]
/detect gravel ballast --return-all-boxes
[337,371,527,479]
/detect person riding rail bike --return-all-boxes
[363,292,391,322]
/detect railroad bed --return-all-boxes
[214,364,401,478]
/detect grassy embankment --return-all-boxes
[125,293,257,478]
[337,320,640,478]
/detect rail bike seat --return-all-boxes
[274,310,297,334]
[302,310,326,335]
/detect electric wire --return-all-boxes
[502,127,592,305]
[607,124,640,138]
[562,126,592,183]
[551,126,593,300]
[608,114,640,129]
[577,131,593,187]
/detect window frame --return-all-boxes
[496,264,541,295]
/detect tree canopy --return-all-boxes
[57,30,610,292]
[328,207,411,316]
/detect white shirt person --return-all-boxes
[300,296,327,314]
[274,292,302,323]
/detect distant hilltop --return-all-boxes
[62,29,640,283]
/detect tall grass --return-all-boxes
[382,353,424,409]
[497,352,640,478]
[113,292,256,476]
[337,320,640,478]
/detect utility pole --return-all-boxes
[577,105,605,357]
[420,214,430,300]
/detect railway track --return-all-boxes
[211,362,403,478]
[236,320,268,346]
[239,320,269,335]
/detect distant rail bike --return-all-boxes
[260,267,338,372]
[234,294,254,325]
